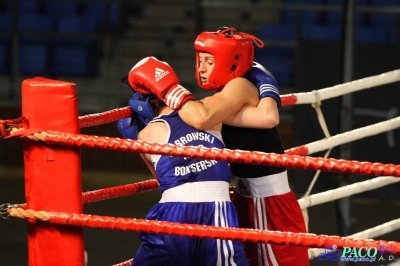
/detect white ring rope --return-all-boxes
[346,218,400,243]
[298,176,400,209]
[286,115,400,155]
[285,69,400,105]
[309,218,400,259]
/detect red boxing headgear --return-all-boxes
[194,27,264,91]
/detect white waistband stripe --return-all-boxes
[159,181,230,202]
[234,171,290,198]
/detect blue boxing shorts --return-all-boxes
[131,182,249,266]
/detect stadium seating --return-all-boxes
[18,44,49,75]
[52,46,93,76]
[258,23,296,41]
[356,25,392,43]
[51,15,98,76]
[0,42,9,74]
[301,24,342,41]
[254,53,295,86]
[18,0,41,15]
[45,2,80,18]
[83,2,119,31]
[0,14,11,74]
[17,14,54,75]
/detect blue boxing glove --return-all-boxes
[117,115,139,139]
[244,62,281,108]
[117,116,138,139]
[117,114,149,140]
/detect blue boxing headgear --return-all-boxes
[117,92,156,139]
[129,92,156,120]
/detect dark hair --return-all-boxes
[149,98,166,116]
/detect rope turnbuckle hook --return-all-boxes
[0,203,20,219]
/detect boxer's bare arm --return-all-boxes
[178,78,260,130]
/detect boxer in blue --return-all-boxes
[118,92,249,266]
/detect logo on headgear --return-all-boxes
[195,40,205,47]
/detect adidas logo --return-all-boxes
[155,67,169,82]
[236,179,250,196]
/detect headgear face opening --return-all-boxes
[194,27,264,91]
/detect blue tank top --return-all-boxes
[151,111,232,193]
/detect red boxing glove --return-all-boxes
[128,57,195,110]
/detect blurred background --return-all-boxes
[0,0,399,265]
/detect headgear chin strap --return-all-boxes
[194,27,264,91]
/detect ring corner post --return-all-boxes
[21,77,84,266]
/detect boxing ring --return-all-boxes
[0,69,400,265]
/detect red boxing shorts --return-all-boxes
[231,171,309,266]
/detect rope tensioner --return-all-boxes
[0,203,22,219]
[0,117,27,138]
